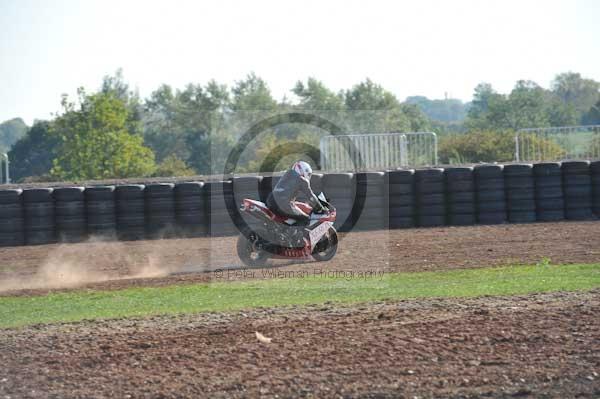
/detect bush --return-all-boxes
[152,155,196,177]
[439,130,565,164]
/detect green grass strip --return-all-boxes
[0,263,599,329]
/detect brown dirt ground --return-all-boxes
[1,221,600,296]
[1,290,599,398]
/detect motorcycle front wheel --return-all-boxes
[237,232,269,267]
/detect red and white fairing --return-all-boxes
[240,199,335,253]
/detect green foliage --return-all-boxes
[152,154,195,177]
[242,133,320,173]
[582,98,600,125]
[467,73,600,130]
[8,121,59,182]
[439,130,514,164]
[466,81,553,130]
[143,81,230,166]
[6,70,599,181]
[0,117,28,153]
[293,78,344,110]
[405,96,469,123]
[439,130,565,164]
[51,90,156,180]
[232,73,277,111]
[551,72,600,122]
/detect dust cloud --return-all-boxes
[0,236,179,293]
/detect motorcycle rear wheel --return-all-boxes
[312,227,338,262]
[237,233,269,267]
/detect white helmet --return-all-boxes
[292,161,312,179]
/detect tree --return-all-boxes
[466,84,496,120]
[343,79,406,132]
[51,90,156,180]
[292,78,344,110]
[405,96,469,123]
[144,80,230,171]
[466,81,553,130]
[101,69,144,136]
[7,121,59,182]
[504,80,551,129]
[231,73,277,111]
[0,117,28,153]
[551,72,600,122]
[399,103,430,131]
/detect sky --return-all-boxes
[1,0,599,125]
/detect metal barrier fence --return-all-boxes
[516,125,600,162]
[404,132,438,167]
[319,132,437,171]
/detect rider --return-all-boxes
[266,161,324,226]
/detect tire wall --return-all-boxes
[353,172,386,231]
[233,176,263,233]
[23,188,55,245]
[321,173,355,232]
[0,189,24,246]
[504,164,537,223]
[205,181,237,236]
[175,182,206,237]
[2,160,600,247]
[415,168,446,227]
[445,167,476,226]
[86,186,116,238]
[592,161,600,216]
[562,161,593,220]
[474,165,507,224]
[533,163,564,222]
[54,187,86,243]
[385,170,415,229]
[116,185,146,241]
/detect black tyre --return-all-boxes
[388,183,413,195]
[476,178,504,191]
[323,173,354,186]
[0,189,22,204]
[504,164,533,176]
[448,202,475,214]
[386,170,414,184]
[445,167,473,180]
[533,162,561,176]
[85,185,115,201]
[389,216,415,228]
[477,212,506,224]
[476,189,505,202]
[477,201,506,213]
[237,232,269,267]
[508,211,536,223]
[417,214,446,227]
[474,164,503,179]
[389,205,414,218]
[562,160,590,175]
[537,210,565,222]
[389,195,414,207]
[53,187,85,201]
[448,213,476,226]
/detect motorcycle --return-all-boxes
[237,193,338,267]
